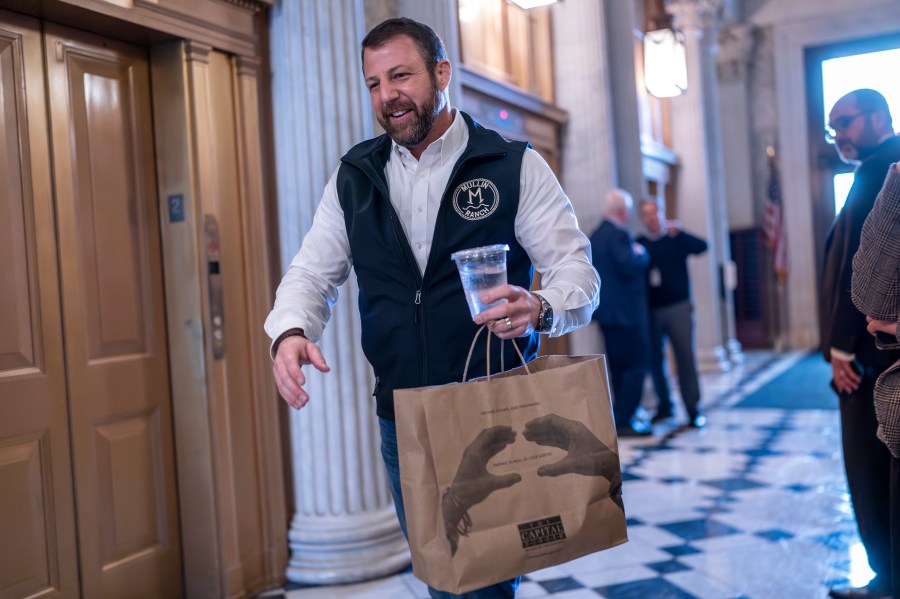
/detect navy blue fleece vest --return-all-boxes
[337,112,539,421]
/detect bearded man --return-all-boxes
[822,88,900,599]
[264,17,599,599]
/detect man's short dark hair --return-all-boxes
[361,17,447,72]
[850,88,893,129]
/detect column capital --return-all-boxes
[717,23,756,81]
[718,23,755,65]
[667,0,724,33]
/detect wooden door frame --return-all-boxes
[150,40,287,596]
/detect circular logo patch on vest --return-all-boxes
[452,178,500,221]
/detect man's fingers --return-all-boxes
[272,337,330,409]
[273,366,308,410]
[304,342,331,373]
[867,319,895,337]
[473,285,530,326]
[833,360,861,394]
[478,284,516,306]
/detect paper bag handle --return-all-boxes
[461,323,530,382]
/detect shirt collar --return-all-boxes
[391,109,467,166]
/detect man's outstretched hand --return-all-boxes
[273,335,330,410]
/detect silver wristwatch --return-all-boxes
[533,293,553,333]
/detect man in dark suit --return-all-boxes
[591,189,652,437]
[821,88,900,599]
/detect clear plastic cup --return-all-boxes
[451,244,509,318]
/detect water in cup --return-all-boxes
[451,244,509,318]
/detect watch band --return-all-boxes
[533,292,553,333]
[272,327,307,357]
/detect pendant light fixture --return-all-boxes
[643,0,688,98]
[508,0,558,9]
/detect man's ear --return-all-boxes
[870,109,890,132]
[435,58,452,92]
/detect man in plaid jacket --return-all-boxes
[852,159,900,599]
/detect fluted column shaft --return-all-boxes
[716,22,756,363]
[551,0,619,355]
[269,0,409,584]
[668,0,731,372]
[603,0,644,212]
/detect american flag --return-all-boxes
[762,146,787,283]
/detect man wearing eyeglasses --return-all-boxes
[821,88,900,599]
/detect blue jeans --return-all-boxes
[378,418,519,598]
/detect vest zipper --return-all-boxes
[414,289,422,323]
[387,209,428,385]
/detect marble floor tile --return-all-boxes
[663,569,742,599]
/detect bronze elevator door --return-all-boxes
[0,12,182,598]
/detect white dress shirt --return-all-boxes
[265,110,599,344]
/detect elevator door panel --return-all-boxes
[0,10,79,598]
[44,23,182,598]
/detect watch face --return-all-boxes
[538,297,552,332]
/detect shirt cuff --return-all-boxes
[830,347,856,362]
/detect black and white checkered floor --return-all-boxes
[262,351,876,598]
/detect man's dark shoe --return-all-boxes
[617,425,653,438]
[828,580,892,599]
[650,411,673,424]
[687,413,707,429]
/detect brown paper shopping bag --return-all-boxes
[394,325,627,594]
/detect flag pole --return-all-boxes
[765,144,788,353]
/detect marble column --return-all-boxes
[717,22,757,364]
[667,0,731,372]
[603,0,645,214]
[269,0,410,584]
[551,0,619,355]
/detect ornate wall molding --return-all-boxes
[235,54,260,76]
[185,40,212,63]
[214,0,270,12]
[668,0,724,33]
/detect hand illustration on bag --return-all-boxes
[523,414,623,510]
[441,425,522,555]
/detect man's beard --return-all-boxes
[836,142,861,165]
[836,124,881,165]
[379,78,441,148]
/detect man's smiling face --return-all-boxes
[363,34,449,153]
